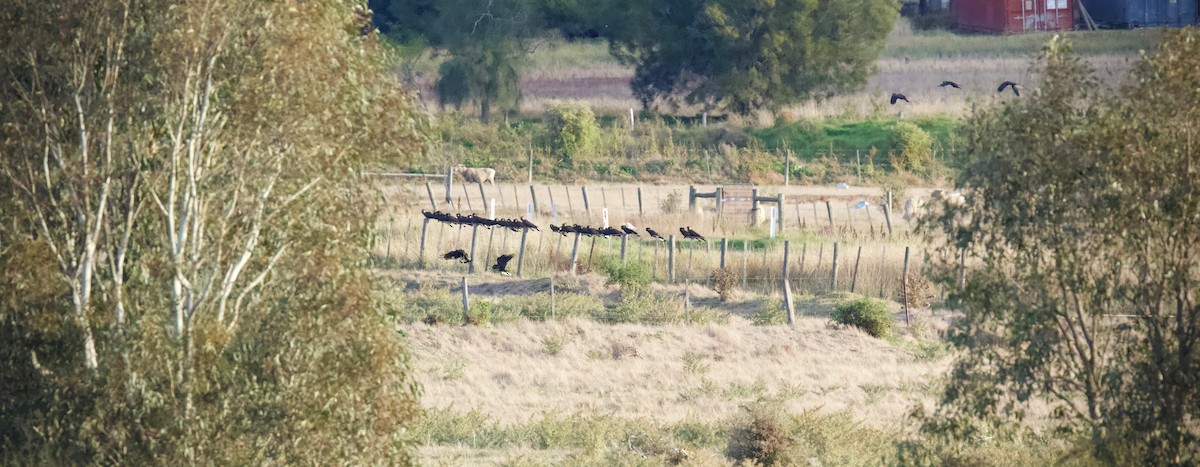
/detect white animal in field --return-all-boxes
[903,196,926,221]
[453,164,496,185]
[929,189,966,206]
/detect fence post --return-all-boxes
[528,148,534,183]
[530,186,539,213]
[719,238,728,269]
[751,188,760,213]
[425,182,437,210]
[620,234,628,262]
[668,235,677,283]
[825,200,835,229]
[478,182,487,209]
[715,187,724,216]
[581,186,590,213]
[777,194,786,233]
[850,245,863,293]
[569,233,581,275]
[468,224,480,273]
[419,218,430,266]
[856,149,862,179]
[688,186,697,210]
[565,185,574,212]
[882,204,894,236]
[516,227,530,277]
[460,277,470,325]
[784,149,791,186]
[600,186,608,209]
[887,191,893,215]
[799,242,807,275]
[783,241,796,326]
[742,241,749,289]
[902,246,911,325]
[547,186,555,214]
[830,242,839,291]
[684,280,691,324]
[444,166,453,203]
[637,186,644,216]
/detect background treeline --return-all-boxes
[0,0,425,463]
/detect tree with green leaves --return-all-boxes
[602,0,897,115]
[387,0,539,122]
[913,33,1200,465]
[1,0,425,463]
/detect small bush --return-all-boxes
[602,258,651,291]
[898,273,934,310]
[890,121,934,174]
[545,102,600,168]
[727,403,799,466]
[709,268,739,302]
[606,288,681,324]
[661,190,683,214]
[751,300,789,326]
[831,297,895,338]
[465,301,494,326]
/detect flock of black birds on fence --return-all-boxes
[426,210,708,275]
[889,79,1020,106]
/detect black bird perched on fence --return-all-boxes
[442,249,471,263]
[492,254,514,275]
[550,224,562,234]
[998,81,1020,96]
[938,80,961,89]
[681,226,707,242]
[889,92,909,105]
[598,226,624,237]
[620,224,639,236]
[520,218,539,231]
[645,227,665,241]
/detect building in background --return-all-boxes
[952,0,1075,33]
[1080,0,1198,28]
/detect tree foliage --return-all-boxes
[0,0,426,463]
[917,33,1200,465]
[602,0,897,115]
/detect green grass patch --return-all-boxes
[753,117,964,163]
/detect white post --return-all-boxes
[629,108,635,133]
[702,112,707,127]
[602,208,610,229]
[489,199,496,220]
[769,206,778,239]
[552,203,558,225]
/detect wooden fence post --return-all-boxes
[902,246,911,325]
[516,227,529,277]
[799,242,807,275]
[668,235,677,283]
[742,240,749,289]
[830,242,839,291]
[569,233,581,275]
[468,225,480,273]
[426,182,437,210]
[688,186,696,209]
[444,166,453,203]
[547,186,555,214]
[620,234,628,262]
[460,277,470,325]
[826,200,835,229]
[419,218,430,266]
[850,245,863,293]
[565,185,574,212]
[477,182,487,209]
[783,241,796,326]
[637,186,644,216]
[719,238,728,269]
[600,186,608,209]
[882,204,894,236]
[530,186,539,212]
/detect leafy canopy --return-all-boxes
[603,0,898,115]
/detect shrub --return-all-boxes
[897,273,934,310]
[727,403,799,466]
[709,268,738,302]
[890,121,934,174]
[831,297,895,338]
[602,258,651,291]
[545,102,600,168]
[661,190,683,214]
[606,288,682,324]
[751,300,789,326]
[465,301,494,326]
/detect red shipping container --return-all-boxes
[953,0,1074,34]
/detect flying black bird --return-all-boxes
[492,254,515,275]
[998,81,1020,96]
[620,224,640,236]
[938,80,961,89]
[644,227,666,242]
[442,249,471,263]
[889,92,909,105]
